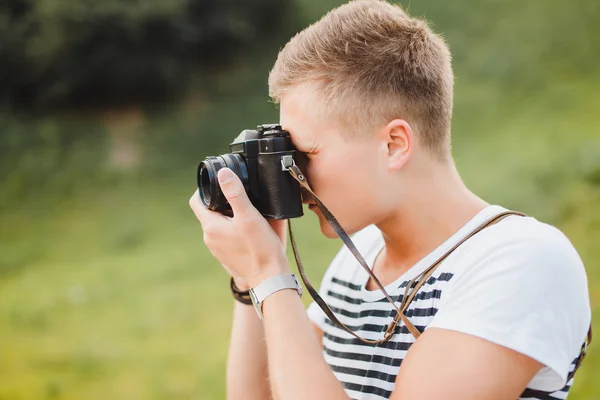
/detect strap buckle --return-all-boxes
[384,320,398,340]
[281,155,296,171]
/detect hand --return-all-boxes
[189,168,290,288]
[269,218,288,247]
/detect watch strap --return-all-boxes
[249,273,302,319]
[230,277,253,305]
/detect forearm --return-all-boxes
[227,301,271,400]
[262,289,348,400]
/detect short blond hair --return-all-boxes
[269,0,454,159]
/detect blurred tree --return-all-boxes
[0,0,295,111]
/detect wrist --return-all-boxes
[247,259,290,289]
[230,277,252,305]
[232,276,250,292]
[249,272,302,320]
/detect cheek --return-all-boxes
[305,149,388,235]
[312,150,380,209]
[303,157,322,190]
[305,154,339,193]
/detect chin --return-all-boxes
[316,211,363,239]
[319,222,339,239]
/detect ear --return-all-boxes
[383,119,413,170]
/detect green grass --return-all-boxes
[0,180,339,400]
[1,78,599,399]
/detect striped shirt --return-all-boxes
[307,206,591,400]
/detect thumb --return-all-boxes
[218,168,255,216]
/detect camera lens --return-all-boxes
[199,164,213,205]
[197,154,249,212]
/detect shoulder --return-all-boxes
[454,214,588,290]
[445,214,591,329]
[430,214,591,389]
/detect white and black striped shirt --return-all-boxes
[307,206,590,400]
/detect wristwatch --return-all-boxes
[249,273,303,319]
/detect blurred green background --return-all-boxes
[0,0,599,399]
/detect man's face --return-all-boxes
[280,83,395,238]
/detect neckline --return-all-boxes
[359,205,508,302]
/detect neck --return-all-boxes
[374,159,488,276]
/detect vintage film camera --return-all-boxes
[197,124,304,220]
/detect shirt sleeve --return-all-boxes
[427,220,591,391]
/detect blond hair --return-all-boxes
[268,0,454,159]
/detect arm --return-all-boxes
[226,299,271,400]
[226,289,325,400]
[391,222,590,399]
[226,217,289,400]
[313,324,324,342]
[261,288,541,400]
[190,169,348,400]
[262,289,349,400]
[390,328,542,400]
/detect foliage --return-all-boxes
[0,0,295,110]
[0,0,599,399]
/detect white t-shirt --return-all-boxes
[307,205,591,400]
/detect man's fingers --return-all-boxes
[190,190,224,226]
[189,189,214,224]
[217,168,255,217]
[189,189,231,236]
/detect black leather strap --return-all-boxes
[230,277,253,305]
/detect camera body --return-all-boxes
[198,124,304,220]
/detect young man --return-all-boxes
[189,1,591,399]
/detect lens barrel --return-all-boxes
[197,154,249,211]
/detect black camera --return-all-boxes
[197,124,304,220]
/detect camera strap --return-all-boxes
[284,164,593,364]
[285,163,523,343]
